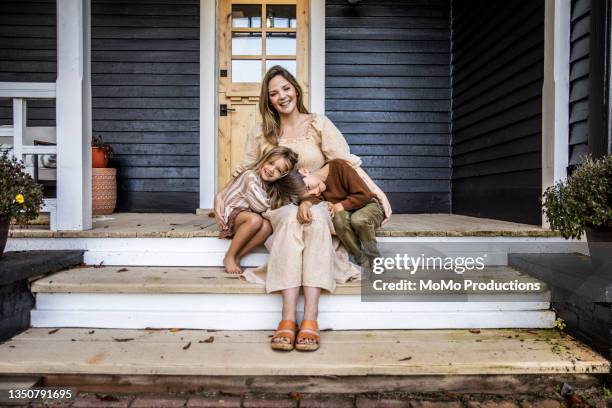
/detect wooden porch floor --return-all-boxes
[10,213,559,238]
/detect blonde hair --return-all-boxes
[259,65,309,146]
[246,146,298,179]
[268,170,307,209]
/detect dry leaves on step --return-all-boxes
[48,328,59,334]
[182,342,191,350]
[117,268,129,273]
[95,394,119,402]
[469,329,481,334]
[398,356,412,362]
[169,328,182,332]
[113,338,134,342]
[198,336,215,344]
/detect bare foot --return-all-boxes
[223,255,242,274]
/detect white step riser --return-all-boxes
[7,237,587,267]
[31,310,556,330]
[31,293,555,330]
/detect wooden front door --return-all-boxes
[217,0,309,187]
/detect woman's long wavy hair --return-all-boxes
[268,170,307,209]
[259,65,309,146]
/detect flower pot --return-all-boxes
[92,167,117,215]
[585,226,612,275]
[92,146,110,168]
[0,216,9,259]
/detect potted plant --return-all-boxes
[543,154,612,273]
[0,152,44,258]
[92,135,113,168]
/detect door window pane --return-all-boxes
[232,32,262,55]
[266,33,296,55]
[232,59,262,82]
[232,4,261,28]
[266,5,296,28]
[266,60,296,77]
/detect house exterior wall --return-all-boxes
[451,0,545,225]
[324,0,452,213]
[0,0,57,128]
[91,0,200,213]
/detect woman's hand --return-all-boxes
[297,201,313,224]
[214,192,227,230]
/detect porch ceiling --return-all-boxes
[9,213,560,238]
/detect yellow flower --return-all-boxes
[15,194,25,204]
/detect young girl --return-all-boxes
[220,146,298,274]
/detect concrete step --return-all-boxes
[0,328,608,377]
[29,266,556,330]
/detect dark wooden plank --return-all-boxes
[569,77,589,102]
[326,77,450,88]
[328,111,449,123]
[345,133,449,145]
[326,39,449,53]
[453,153,541,179]
[569,122,588,145]
[326,65,449,77]
[571,0,590,21]
[453,136,541,167]
[92,27,198,40]
[0,49,56,61]
[364,167,450,180]
[91,50,198,63]
[93,97,199,109]
[93,85,199,97]
[386,192,450,213]
[326,52,449,65]
[111,155,199,167]
[374,179,449,193]
[91,74,198,85]
[336,122,450,134]
[569,144,590,165]
[570,36,590,61]
[118,166,199,179]
[569,57,589,81]
[92,108,199,121]
[111,143,198,156]
[327,99,449,112]
[92,120,199,132]
[350,145,449,156]
[92,39,199,51]
[360,155,450,168]
[92,4,198,16]
[569,99,589,123]
[453,118,541,155]
[325,28,449,41]
[326,88,450,100]
[98,131,199,144]
[326,17,450,29]
[116,192,198,213]
[570,13,590,42]
[325,5,448,18]
[118,179,199,192]
[92,62,199,74]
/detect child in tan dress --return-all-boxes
[220,146,299,274]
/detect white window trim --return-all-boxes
[310,0,325,114]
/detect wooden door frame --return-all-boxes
[198,0,325,210]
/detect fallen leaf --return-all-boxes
[208,212,215,218]
[469,329,481,334]
[398,356,412,361]
[117,268,129,273]
[48,328,59,334]
[198,336,215,343]
[88,330,95,334]
[207,329,217,332]
[200,277,215,279]
[169,328,182,333]
[113,338,134,342]
[182,342,191,350]
[8,345,15,348]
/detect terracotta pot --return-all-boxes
[92,146,110,168]
[0,216,8,259]
[92,167,117,215]
[585,225,612,275]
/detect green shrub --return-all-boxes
[543,154,612,239]
[0,152,44,224]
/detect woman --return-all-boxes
[215,66,391,351]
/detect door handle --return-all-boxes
[220,104,236,116]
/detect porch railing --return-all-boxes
[0,82,58,230]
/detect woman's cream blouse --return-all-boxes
[231,113,362,178]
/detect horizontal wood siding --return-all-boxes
[568,0,590,165]
[451,0,544,225]
[0,0,56,128]
[325,0,452,213]
[91,0,199,213]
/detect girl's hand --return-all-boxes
[297,201,313,224]
[325,201,335,218]
[214,193,227,230]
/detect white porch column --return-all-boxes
[56,0,92,230]
[200,0,217,210]
[542,0,570,227]
[310,0,325,114]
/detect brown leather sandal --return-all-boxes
[271,320,297,351]
[295,320,320,351]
